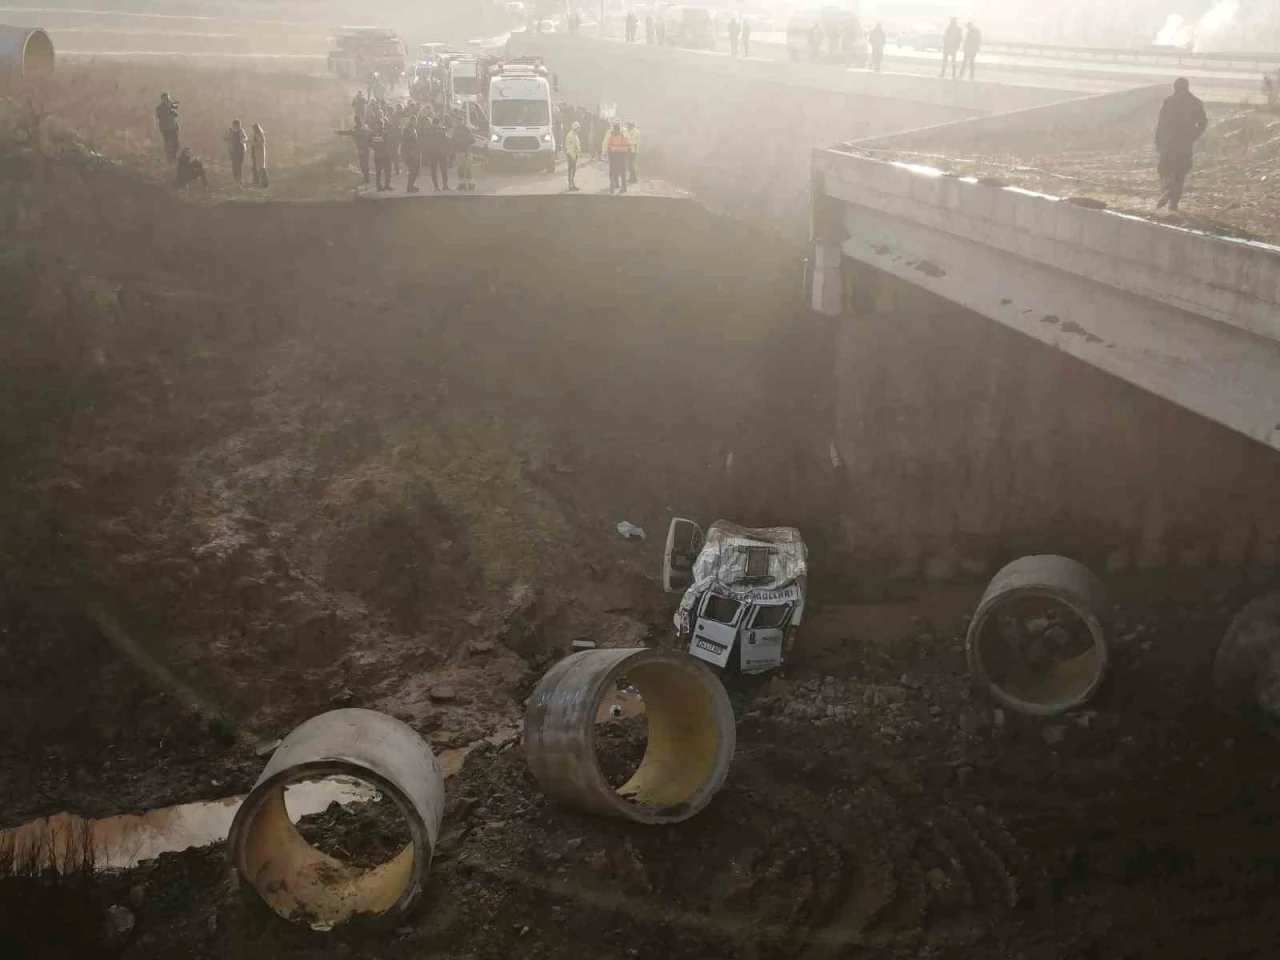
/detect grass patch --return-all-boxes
[325,420,568,587]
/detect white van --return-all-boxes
[486,66,556,172]
[447,57,481,110]
[665,519,808,676]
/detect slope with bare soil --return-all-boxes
[870,103,1280,243]
[0,128,813,825]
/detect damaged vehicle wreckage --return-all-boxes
[664,519,808,677]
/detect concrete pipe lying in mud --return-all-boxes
[228,708,444,929]
[1213,593,1280,733]
[525,648,735,824]
[966,555,1108,716]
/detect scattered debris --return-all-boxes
[616,521,647,540]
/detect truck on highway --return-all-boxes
[664,519,808,676]
[786,5,869,66]
[664,6,716,49]
[486,63,556,171]
[447,56,482,111]
[328,28,408,86]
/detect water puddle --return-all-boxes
[0,777,377,871]
[0,727,527,873]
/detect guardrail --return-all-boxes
[983,40,1280,72]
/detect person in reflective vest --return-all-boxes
[624,121,640,183]
[605,120,631,194]
[563,120,582,192]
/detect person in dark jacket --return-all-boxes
[868,22,886,72]
[423,117,450,190]
[175,147,206,187]
[155,92,180,162]
[224,119,248,183]
[961,22,982,79]
[386,118,402,177]
[940,18,962,78]
[402,118,421,193]
[1155,77,1208,212]
[450,115,476,191]
[371,120,393,191]
[338,118,372,184]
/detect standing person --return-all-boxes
[589,109,604,161]
[1155,77,1208,212]
[155,92,180,162]
[250,123,268,187]
[626,10,637,41]
[741,17,752,56]
[625,120,640,183]
[371,120,393,191]
[728,16,740,56]
[423,117,450,190]
[450,114,476,191]
[868,22,886,72]
[645,15,654,42]
[402,118,421,193]
[224,119,248,184]
[605,120,631,194]
[808,23,821,60]
[941,17,962,78]
[352,90,368,124]
[564,119,582,191]
[961,22,982,79]
[338,117,372,184]
[386,116,402,177]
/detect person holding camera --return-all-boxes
[155,92,180,162]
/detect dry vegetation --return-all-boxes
[1,61,359,199]
[871,103,1280,244]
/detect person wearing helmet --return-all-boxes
[605,119,632,194]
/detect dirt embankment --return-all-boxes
[870,102,1280,244]
[0,133,811,825]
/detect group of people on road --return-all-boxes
[341,90,478,193]
[624,11,666,44]
[154,92,268,189]
[559,102,640,193]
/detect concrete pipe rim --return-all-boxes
[529,648,737,825]
[228,760,429,930]
[966,585,1109,717]
[588,652,734,824]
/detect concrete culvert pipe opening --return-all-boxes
[524,648,735,824]
[1212,593,1280,733]
[0,26,54,77]
[966,555,1108,716]
[228,709,444,930]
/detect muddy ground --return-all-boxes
[48,574,1280,960]
[4,67,1280,960]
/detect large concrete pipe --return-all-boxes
[0,26,54,77]
[228,709,444,929]
[966,555,1108,716]
[525,648,735,824]
[1213,593,1280,733]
